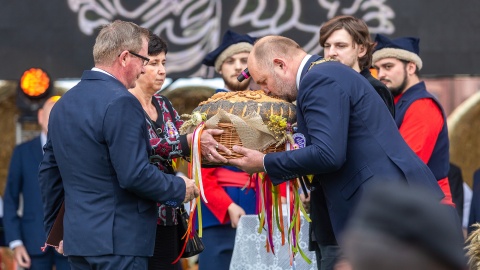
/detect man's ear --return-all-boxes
[118,51,128,67]
[273,58,286,71]
[358,44,367,58]
[406,61,417,75]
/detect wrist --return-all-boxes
[186,133,193,147]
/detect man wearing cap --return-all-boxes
[3,96,70,270]
[203,30,255,92]
[198,30,257,270]
[373,34,454,208]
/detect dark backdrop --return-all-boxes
[0,0,478,80]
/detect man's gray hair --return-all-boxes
[93,20,149,66]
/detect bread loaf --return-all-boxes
[193,90,296,123]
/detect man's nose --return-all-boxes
[326,48,337,57]
[376,69,385,79]
[234,60,243,70]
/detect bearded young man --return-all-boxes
[373,34,456,210]
[197,30,258,270]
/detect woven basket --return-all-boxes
[213,122,285,159]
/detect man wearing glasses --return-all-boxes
[128,50,150,66]
[38,20,200,270]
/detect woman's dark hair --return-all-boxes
[148,32,168,56]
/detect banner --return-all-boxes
[1,0,479,80]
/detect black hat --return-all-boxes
[202,30,256,72]
[372,34,423,70]
[346,182,466,269]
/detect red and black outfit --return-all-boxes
[393,81,453,206]
[146,94,190,270]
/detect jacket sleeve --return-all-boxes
[103,95,185,206]
[3,146,24,243]
[265,73,349,184]
[38,138,65,237]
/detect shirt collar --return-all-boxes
[296,54,312,90]
[40,132,47,150]
[92,67,116,79]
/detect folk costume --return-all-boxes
[373,35,453,206]
[198,30,257,270]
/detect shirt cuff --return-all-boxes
[9,240,23,250]
[263,154,268,173]
[179,134,191,157]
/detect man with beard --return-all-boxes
[372,34,455,208]
[228,35,446,270]
[197,30,257,270]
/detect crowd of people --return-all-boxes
[2,16,480,270]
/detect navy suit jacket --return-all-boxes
[264,56,444,244]
[3,136,47,255]
[38,70,186,257]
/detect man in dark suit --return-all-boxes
[4,96,69,269]
[38,20,206,270]
[229,35,445,270]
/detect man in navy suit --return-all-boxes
[229,35,446,270]
[38,20,211,270]
[4,96,69,269]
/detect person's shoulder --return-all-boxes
[153,93,168,104]
[14,136,40,151]
[367,75,388,91]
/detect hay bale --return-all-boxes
[448,91,480,187]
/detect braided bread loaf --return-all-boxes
[193,90,296,123]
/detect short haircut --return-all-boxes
[93,20,150,66]
[148,32,168,56]
[319,15,374,70]
[253,35,301,68]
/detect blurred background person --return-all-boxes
[3,96,69,270]
[341,182,467,270]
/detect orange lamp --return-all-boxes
[20,68,51,98]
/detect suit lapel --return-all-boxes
[300,55,323,79]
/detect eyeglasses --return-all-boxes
[128,51,150,66]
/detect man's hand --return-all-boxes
[228,145,266,174]
[13,245,31,268]
[300,192,311,214]
[55,240,64,255]
[180,175,200,203]
[227,203,246,228]
[200,129,231,164]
